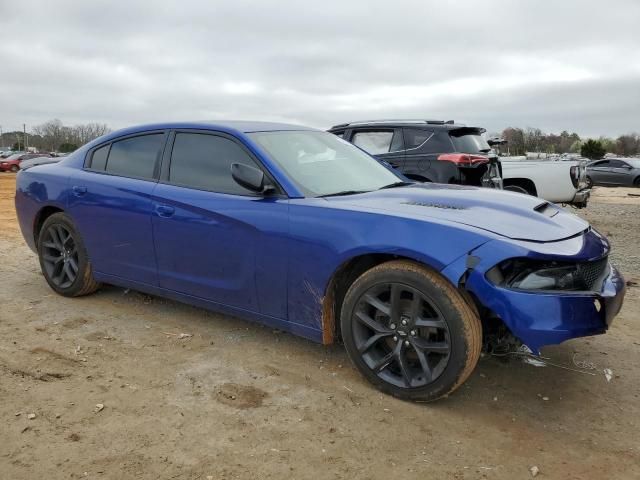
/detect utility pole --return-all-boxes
[24,124,28,151]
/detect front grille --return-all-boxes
[578,257,609,290]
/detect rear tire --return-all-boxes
[37,212,100,297]
[10,165,18,173]
[634,177,640,188]
[340,260,482,402]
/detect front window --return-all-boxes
[249,131,401,197]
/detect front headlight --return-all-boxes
[486,258,609,292]
[510,264,580,290]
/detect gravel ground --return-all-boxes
[0,174,638,480]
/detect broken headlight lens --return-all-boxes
[486,258,605,291]
[509,264,580,290]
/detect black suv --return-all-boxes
[328,120,502,188]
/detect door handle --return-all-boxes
[155,204,175,217]
[72,185,87,196]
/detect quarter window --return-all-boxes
[352,130,402,155]
[90,144,109,170]
[169,133,262,195]
[105,134,164,180]
[404,129,434,149]
[422,131,454,154]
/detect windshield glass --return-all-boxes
[450,129,491,154]
[627,159,640,168]
[249,131,401,197]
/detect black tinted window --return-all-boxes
[592,160,609,167]
[169,133,261,195]
[404,129,434,149]
[609,160,628,168]
[421,131,454,154]
[90,144,109,170]
[105,134,164,179]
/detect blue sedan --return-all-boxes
[14,121,625,401]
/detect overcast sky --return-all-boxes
[1,0,639,138]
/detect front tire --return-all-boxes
[10,165,19,173]
[340,260,482,402]
[586,176,594,188]
[37,212,100,297]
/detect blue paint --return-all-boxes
[15,121,625,350]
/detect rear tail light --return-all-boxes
[570,166,579,188]
[437,153,489,166]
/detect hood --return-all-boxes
[325,183,589,242]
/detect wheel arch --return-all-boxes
[503,177,538,196]
[321,253,443,345]
[33,205,65,246]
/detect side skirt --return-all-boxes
[94,272,323,344]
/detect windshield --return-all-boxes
[450,129,491,154]
[4,154,22,161]
[249,131,401,197]
[627,159,640,168]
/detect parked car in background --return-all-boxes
[328,120,503,189]
[0,152,52,172]
[499,157,590,207]
[15,121,625,402]
[20,155,62,170]
[1,150,21,159]
[586,158,640,187]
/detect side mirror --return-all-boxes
[231,163,272,193]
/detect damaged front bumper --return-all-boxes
[570,187,591,208]
[441,229,626,354]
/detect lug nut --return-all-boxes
[401,319,408,326]
[393,336,398,342]
[404,340,410,346]
[410,330,416,336]
[389,323,396,330]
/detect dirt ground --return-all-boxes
[1,173,638,480]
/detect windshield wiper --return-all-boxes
[318,190,371,198]
[378,181,414,190]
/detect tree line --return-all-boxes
[1,119,111,153]
[495,127,640,159]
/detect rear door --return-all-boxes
[151,130,289,318]
[67,131,167,285]
[347,128,405,170]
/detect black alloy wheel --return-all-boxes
[352,282,451,388]
[41,223,79,289]
[340,260,482,402]
[37,212,100,297]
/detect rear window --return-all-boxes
[105,134,164,180]
[449,129,490,154]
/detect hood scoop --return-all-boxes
[533,201,560,218]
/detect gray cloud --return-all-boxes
[1,0,639,137]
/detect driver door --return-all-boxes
[151,130,289,319]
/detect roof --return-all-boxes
[329,119,467,129]
[115,120,316,136]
